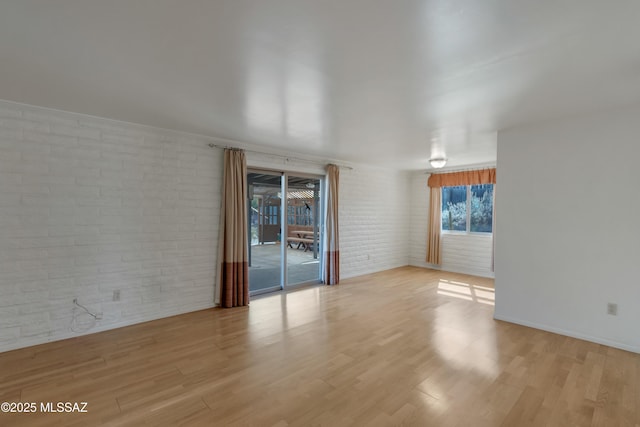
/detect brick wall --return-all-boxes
[339,166,411,279]
[0,100,413,352]
[0,101,222,352]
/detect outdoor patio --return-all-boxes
[249,243,320,293]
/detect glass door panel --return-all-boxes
[286,175,322,286]
[248,171,283,294]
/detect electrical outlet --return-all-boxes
[607,302,618,316]
[113,290,120,301]
[95,313,103,320]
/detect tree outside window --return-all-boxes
[442,184,493,233]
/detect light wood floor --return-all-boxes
[1,267,638,426]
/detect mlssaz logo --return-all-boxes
[40,402,88,413]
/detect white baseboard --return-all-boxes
[0,302,216,354]
[493,314,640,354]
[341,262,409,281]
[409,261,495,279]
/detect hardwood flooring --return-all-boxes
[0,267,638,426]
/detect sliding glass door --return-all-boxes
[248,171,283,294]
[286,174,322,286]
[247,170,323,295]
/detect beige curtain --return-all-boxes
[426,186,442,265]
[218,149,249,307]
[323,164,340,285]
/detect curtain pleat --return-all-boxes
[323,164,340,285]
[427,168,496,188]
[426,186,442,265]
[218,149,249,308]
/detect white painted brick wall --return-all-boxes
[408,172,430,267]
[0,101,222,352]
[339,166,410,279]
[409,172,494,278]
[0,100,415,352]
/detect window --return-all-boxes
[441,185,467,231]
[442,184,493,233]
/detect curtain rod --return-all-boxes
[207,143,354,170]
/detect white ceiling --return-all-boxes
[1,1,640,170]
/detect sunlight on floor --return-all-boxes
[433,324,500,378]
[432,278,500,378]
[437,279,495,306]
[248,287,323,339]
[416,385,449,414]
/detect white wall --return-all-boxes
[495,105,640,353]
[408,173,430,267]
[0,100,222,352]
[409,172,494,278]
[339,166,410,279]
[0,100,412,352]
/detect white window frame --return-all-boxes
[441,184,494,235]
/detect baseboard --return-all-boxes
[341,262,409,281]
[409,261,495,279]
[0,301,216,354]
[493,314,640,354]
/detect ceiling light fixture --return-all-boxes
[429,158,447,169]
